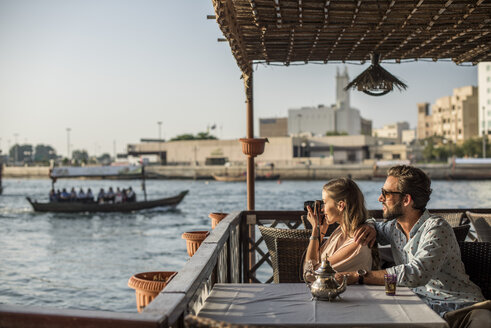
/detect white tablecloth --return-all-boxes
[198,283,448,327]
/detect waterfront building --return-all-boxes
[126,134,417,166]
[417,103,433,140]
[259,117,288,137]
[417,86,478,143]
[372,122,410,144]
[478,62,491,138]
[287,67,371,136]
[402,129,417,145]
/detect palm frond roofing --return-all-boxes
[211,0,491,75]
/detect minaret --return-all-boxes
[336,67,350,110]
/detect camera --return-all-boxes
[304,200,325,225]
[303,200,323,213]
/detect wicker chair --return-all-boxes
[465,211,491,242]
[458,242,491,300]
[429,211,468,227]
[452,224,471,242]
[258,225,311,283]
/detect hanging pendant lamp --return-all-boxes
[345,53,408,96]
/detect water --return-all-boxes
[1,178,490,312]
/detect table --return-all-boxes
[198,283,449,327]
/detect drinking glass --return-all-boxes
[384,273,397,296]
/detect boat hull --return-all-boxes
[26,190,188,213]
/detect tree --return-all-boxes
[34,144,57,163]
[72,150,89,165]
[9,144,33,164]
[97,153,112,165]
[325,131,348,136]
[170,132,217,141]
[196,132,217,140]
[460,138,484,158]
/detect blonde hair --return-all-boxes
[323,178,368,238]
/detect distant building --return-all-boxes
[360,118,372,136]
[417,103,432,139]
[126,134,417,166]
[402,129,416,145]
[259,117,288,137]
[478,62,491,137]
[372,122,410,143]
[287,67,371,136]
[417,86,478,143]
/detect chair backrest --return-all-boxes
[258,226,311,283]
[458,242,491,300]
[452,224,470,242]
[275,238,311,283]
[465,211,491,242]
[429,211,466,227]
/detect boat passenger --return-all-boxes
[70,187,77,202]
[97,188,105,204]
[77,188,86,202]
[105,187,115,203]
[303,178,373,282]
[49,189,57,202]
[122,189,128,202]
[347,165,490,327]
[56,189,61,201]
[86,188,94,203]
[127,187,136,202]
[60,188,70,202]
[114,187,123,203]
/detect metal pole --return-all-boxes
[297,114,302,157]
[157,121,162,164]
[66,128,71,162]
[13,133,18,164]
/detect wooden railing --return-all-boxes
[1,208,490,327]
[0,212,242,328]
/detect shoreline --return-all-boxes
[3,163,491,180]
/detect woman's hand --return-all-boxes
[307,204,329,238]
[306,205,319,230]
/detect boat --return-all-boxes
[26,164,188,213]
[212,173,280,182]
[26,190,188,213]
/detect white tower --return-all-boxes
[336,67,350,110]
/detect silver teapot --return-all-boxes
[306,256,347,301]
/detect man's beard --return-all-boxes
[383,199,404,220]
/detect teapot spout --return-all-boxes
[336,274,347,294]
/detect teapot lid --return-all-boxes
[314,256,336,276]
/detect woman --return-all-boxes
[303,178,372,281]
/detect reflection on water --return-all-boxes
[0,178,490,312]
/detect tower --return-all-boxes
[336,67,350,110]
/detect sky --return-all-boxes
[0,0,478,158]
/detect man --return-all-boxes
[340,165,490,328]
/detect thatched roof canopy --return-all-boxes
[211,0,491,75]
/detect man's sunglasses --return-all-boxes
[381,188,404,198]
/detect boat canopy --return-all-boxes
[50,165,142,179]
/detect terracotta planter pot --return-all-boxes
[182,230,210,257]
[208,212,228,229]
[127,271,177,313]
[239,138,268,157]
